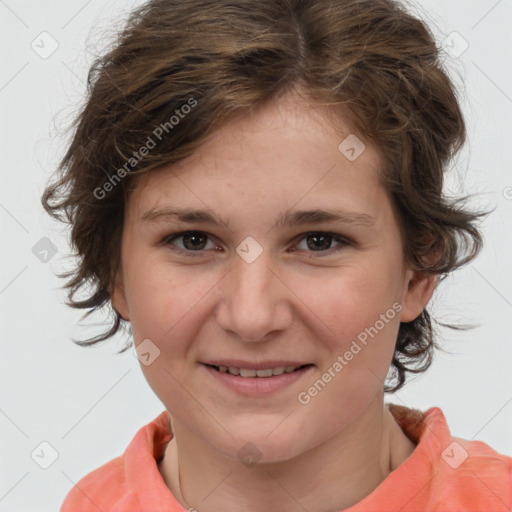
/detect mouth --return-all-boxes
[201,362,315,396]
[206,363,313,378]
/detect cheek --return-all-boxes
[309,261,401,343]
[124,261,213,413]
[292,267,401,441]
[297,260,402,408]
[125,257,212,341]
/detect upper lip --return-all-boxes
[203,360,311,370]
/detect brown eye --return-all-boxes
[305,233,333,251]
[181,232,208,250]
[295,232,349,253]
[164,231,217,254]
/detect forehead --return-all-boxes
[126,93,390,228]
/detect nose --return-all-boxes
[215,249,293,342]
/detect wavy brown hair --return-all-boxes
[42,0,487,392]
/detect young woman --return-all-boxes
[42,0,511,510]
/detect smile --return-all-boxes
[203,363,315,396]
[210,364,311,378]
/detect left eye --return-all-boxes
[294,232,347,252]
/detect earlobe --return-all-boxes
[111,275,130,321]
[399,270,438,323]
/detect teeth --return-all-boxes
[228,366,240,376]
[239,368,256,377]
[215,365,304,377]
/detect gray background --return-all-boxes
[1,1,511,511]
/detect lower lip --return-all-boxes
[202,364,314,396]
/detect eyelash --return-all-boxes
[161,230,351,258]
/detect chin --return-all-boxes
[224,428,308,465]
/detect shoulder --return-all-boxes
[387,403,512,510]
[434,434,512,510]
[59,410,173,512]
[421,407,511,510]
[60,455,139,511]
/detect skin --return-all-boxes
[112,90,437,512]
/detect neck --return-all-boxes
[158,394,416,512]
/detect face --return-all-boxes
[113,92,435,463]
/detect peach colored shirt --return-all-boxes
[60,404,512,511]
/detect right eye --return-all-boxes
[163,231,220,256]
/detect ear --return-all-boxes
[399,269,438,323]
[110,271,130,321]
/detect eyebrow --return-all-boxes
[140,206,375,230]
